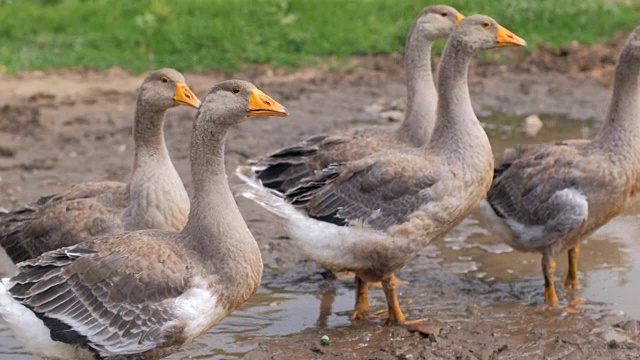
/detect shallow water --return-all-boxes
[2,113,639,359]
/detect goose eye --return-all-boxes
[231,86,241,94]
[482,21,491,28]
[441,12,448,17]
[161,77,169,83]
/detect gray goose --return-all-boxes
[239,16,526,330]
[0,80,288,359]
[0,69,200,274]
[240,5,464,193]
[481,26,640,307]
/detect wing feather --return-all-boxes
[8,235,191,357]
[252,127,399,193]
[0,183,125,264]
[487,145,597,248]
[286,156,437,231]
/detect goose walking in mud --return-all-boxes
[481,26,640,307]
[238,15,526,332]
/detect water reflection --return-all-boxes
[1,114,639,359]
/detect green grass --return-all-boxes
[0,0,638,74]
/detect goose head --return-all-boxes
[139,68,201,110]
[451,15,526,55]
[197,80,289,127]
[411,5,464,41]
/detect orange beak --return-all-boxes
[496,25,527,47]
[455,12,465,24]
[174,83,201,108]
[248,89,289,117]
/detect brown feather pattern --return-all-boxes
[285,154,440,231]
[0,183,127,264]
[8,232,193,357]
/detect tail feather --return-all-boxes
[234,170,297,219]
[238,160,314,194]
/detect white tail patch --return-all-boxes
[235,170,398,270]
[234,170,297,219]
[0,279,93,360]
[170,277,228,342]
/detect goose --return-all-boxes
[481,26,640,307]
[0,68,200,275]
[0,80,288,359]
[238,15,526,330]
[240,5,464,194]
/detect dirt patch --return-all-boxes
[0,39,637,359]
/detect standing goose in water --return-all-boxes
[239,5,464,193]
[481,26,640,307]
[0,80,288,359]
[239,15,526,330]
[0,69,200,274]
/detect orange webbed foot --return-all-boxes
[564,298,586,314]
[351,308,370,321]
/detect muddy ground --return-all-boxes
[1,38,640,359]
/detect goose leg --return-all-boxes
[369,274,409,289]
[351,276,371,320]
[381,273,406,324]
[381,273,436,335]
[542,255,559,306]
[563,245,580,289]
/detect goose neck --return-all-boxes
[427,37,479,153]
[595,48,640,149]
[398,36,437,146]
[132,99,170,164]
[182,116,262,282]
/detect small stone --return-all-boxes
[0,147,15,158]
[523,115,543,137]
[615,320,639,333]
[363,103,384,114]
[604,329,629,343]
[379,110,404,122]
[320,335,330,346]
